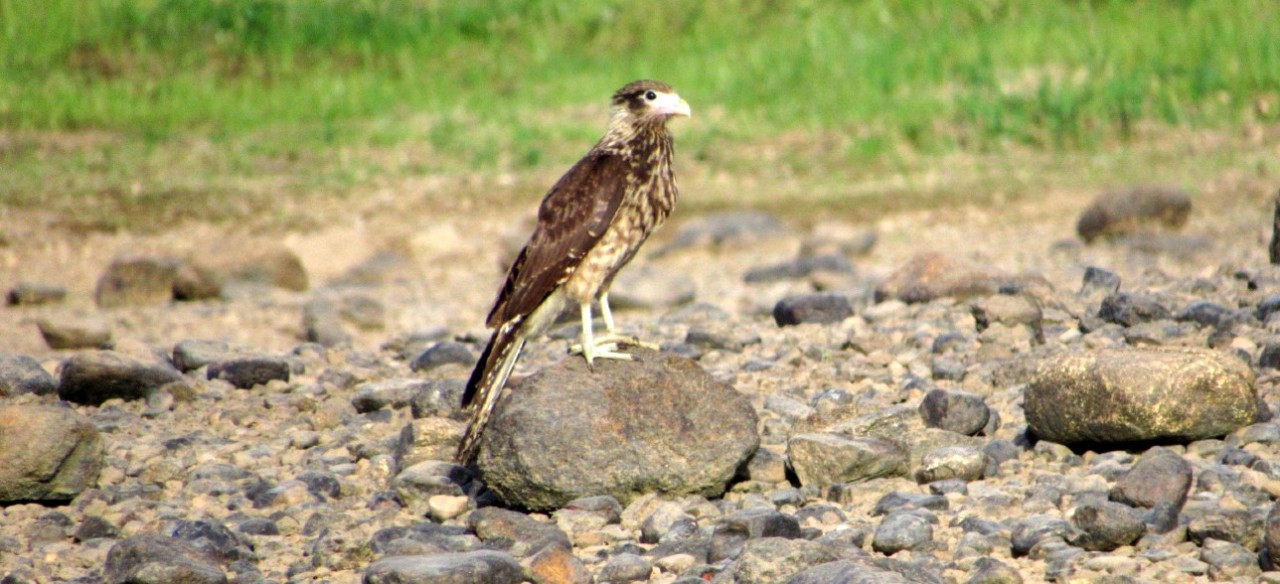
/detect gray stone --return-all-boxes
[710,508,802,563]
[1066,501,1145,551]
[160,518,255,563]
[353,378,434,413]
[7,282,66,306]
[409,379,466,419]
[597,553,652,583]
[1077,186,1192,242]
[1079,267,1121,298]
[871,511,934,555]
[409,342,475,372]
[773,293,853,326]
[719,537,846,584]
[1109,446,1192,510]
[1200,538,1261,581]
[362,551,523,584]
[103,533,226,584]
[966,557,1023,584]
[206,355,290,389]
[918,390,990,436]
[475,348,758,511]
[303,299,351,347]
[875,252,1011,303]
[1098,292,1171,326]
[467,507,571,558]
[1187,509,1263,550]
[1025,347,1257,445]
[1265,501,1280,570]
[0,404,102,504]
[787,434,907,487]
[913,446,987,483]
[36,314,112,350]
[786,558,946,584]
[1175,301,1240,328]
[970,294,1043,342]
[57,350,184,405]
[1011,515,1070,557]
[95,255,179,308]
[0,354,56,396]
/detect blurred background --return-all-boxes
[1,0,1277,232]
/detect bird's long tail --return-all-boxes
[456,321,525,464]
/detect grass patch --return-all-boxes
[1,0,1277,230]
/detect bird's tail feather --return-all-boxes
[456,323,524,464]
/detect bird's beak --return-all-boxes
[654,92,692,118]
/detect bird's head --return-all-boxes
[611,80,691,122]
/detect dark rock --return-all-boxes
[1258,295,1280,322]
[296,470,341,500]
[654,210,788,256]
[7,282,66,306]
[1079,266,1121,297]
[1110,446,1192,511]
[1098,292,1170,327]
[57,350,184,405]
[408,342,475,372]
[75,515,119,542]
[171,340,231,373]
[745,254,854,283]
[773,293,853,326]
[0,354,56,396]
[1066,501,1145,551]
[786,434,907,487]
[1200,538,1260,581]
[1261,340,1280,370]
[1025,347,1257,445]
[95,255,179,308]
[236,517,277,536]
[1187,509,1262,550]
[607,265,697,310]
[597,553,652,583]
[1175,301,1240,328]
[0,404,102,503]
[966,557,1023,584]
[467,507,570,558]
[1076,186,1192,242]
[870,492,948,516]
[709,508,801,562]
[918,390,990,436]
[719,537,845,583]
[1264,501,1280,570]
[474,348,758,511]
[36,315,112,350]
[161,518,255,563]
[391,461,471,515]
[875,251,1013,303]
[1011,515,1070,557]
[206,355,290,389]
[362,551,523,584]
[103,533,227,584]
[786,557,946,584]
[871,511,934,555]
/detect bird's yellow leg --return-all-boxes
[596,293,659,350]
[569,302,632,367]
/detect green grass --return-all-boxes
[1,0,1277,230]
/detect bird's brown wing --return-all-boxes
[486,150,629,327]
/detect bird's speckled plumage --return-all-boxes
[456,80,689,463]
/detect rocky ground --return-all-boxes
[2,177,1280,584]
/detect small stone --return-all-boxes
[1110,446,1192,510]
[1076,186,1192,242]
[744,254,854,283]
[1201,538,1261,580]
[914,446,987,483]
[1011,515,1071,557]
[967,557,1024,584]
[787,433,907,487]
[1080,267,1121,297]
[206,355,290,389]
[428,495,470,522]
[95,255,179,308]
[57,350,184,405]
[302,299,351,347]
[918,389,990,436]
[1067,501,1145,551]
[37,315,112,350]
[408,342,475,372]
[773,293,853,326]
[6,282,66,306]
[596,553,652,583]
[103,533,228,584]
[171,340,232,373]
[0,354,56,396]
[875,251,1013,303]
[1098,292,1171,326]
[363,551,523,584]
[0,404,102,505]
[872,510,934,555]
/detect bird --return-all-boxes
[455,80,691,464]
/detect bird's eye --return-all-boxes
[644,90,657,101]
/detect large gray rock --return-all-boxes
[474,347,759,511]
[57,350,185,405]
[787,434,907,487]
[103,534,227,584]
[363,551,523,584]
[95,255,180,308]
[1025,348,1257,445]
[0,354,57,396]
[0,404,103,504]
[1076,186,1192,243]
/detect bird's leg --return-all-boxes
[568,301,632,367]
[594,293,659,350]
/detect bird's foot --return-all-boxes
[568,341,634,368]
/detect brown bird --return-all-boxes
[455,80,691,463]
